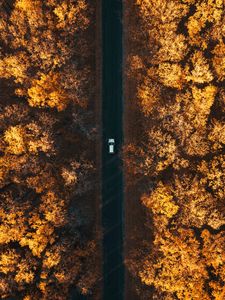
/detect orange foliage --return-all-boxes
[0,0,99,299]
[125,0,225,297]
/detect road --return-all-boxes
[102,0,124,300]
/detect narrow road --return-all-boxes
[102,0,124,300]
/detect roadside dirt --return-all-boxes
[123,1,151,299]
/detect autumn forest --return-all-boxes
[0,0,224,300]
[125,0,225,299]
[0,0,100,299]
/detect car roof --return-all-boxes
[108,138,115,142]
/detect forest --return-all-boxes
[0,0,100,299]
[124,0,225,299]
[0,0,225,299]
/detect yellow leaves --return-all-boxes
[53,0,89,30]
[158,63,184,89]
[0,250,19,274]
[4,126,26,155]
[210,281,225,300]
[39,281,47,292]
[16,0,39,11]
[208,119,225,150]
[3,123,54,156]
[148,129,177,173]
[192,85,216,112]
[138,259,155,286]
[0,209,27,244]
[139,228,209,299]
[53,2,68,21]
[15,0,43,26]
[54,272,67,283]
[174,176,224,229]
[137,79,161,116]
[15,261,34,284]
[187,0,223,45]
[187,16,203,41]
[0,1,95,298]
[129,0,225,298]
[25,122,54,154]
[28,72,68,111]
[186,51,214,83]
[26,170,56,193]
[184,85,217,130]
[0,53,29,84]
[40,192,66,226]
[135,0,188,25]
[141,182,178,219]
[198,154,225,199]
[213,41,225,81]
[43,249,61,268]
[61,167,78,186]
[201,229,225,271]
[27,133,53,154]
[157,33,187,62]
[20,215,55,257]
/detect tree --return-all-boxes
[125,0,225,297]
[141,181,179,229]
[27,72,69,111]
[139,228,209,299]
[0,1,99,298]
[0,0,91,110]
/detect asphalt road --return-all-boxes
[102,0,124,300]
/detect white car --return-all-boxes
[108,138,115,154]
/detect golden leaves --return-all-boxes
[187,0,223,45]
[127,0,225,297]
[40,192,66,227]
[208,119,225,150]
[0,52,30,84]
[201,229,225,270]
[149,129,177,172]
[16,0,41,12]
[191,85,217,116]
[198,155,225,199]
[158,63,184,89]
[3,123,55,155]
[4,126,26,155]
[137,78,161,115]
[0,209,27,244]
[0,250,20,274]
[43,249,61,268]
[157,33,187,62]
[15,261,35,284]
[213,41,225,81]
[28,72,68,111]
[61,167,78,186]
[20,215,55,257]
[139,228,209,299]
[141,181,179,219]
[0,0,91,112]
[186,51,214,84]
[53,0,89,30]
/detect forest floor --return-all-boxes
[93,0,102,298]
[123,3,153,299]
